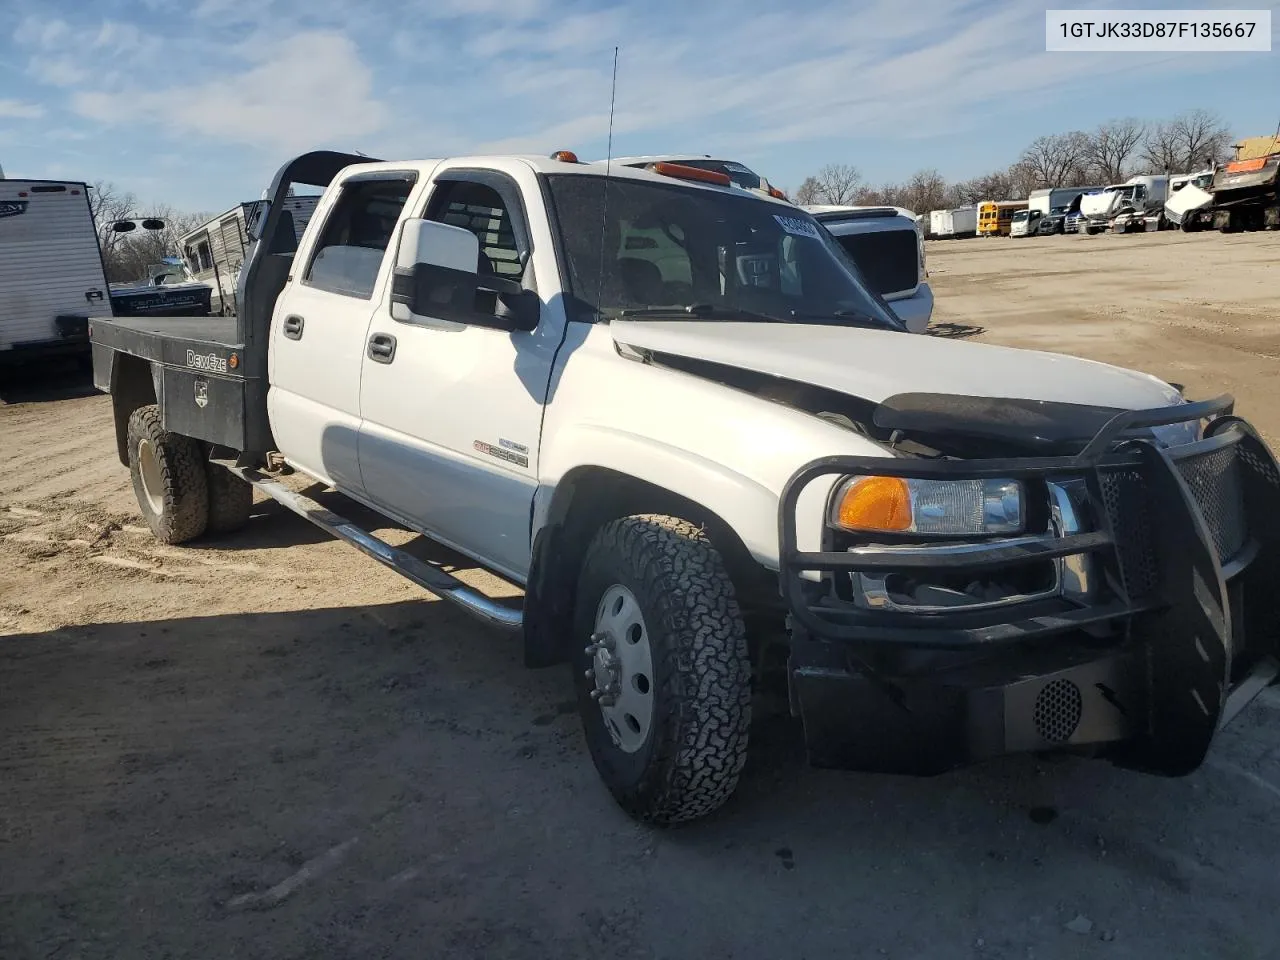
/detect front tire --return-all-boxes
[573,515,751,825]
[127,405,209,544]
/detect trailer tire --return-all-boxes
[127,405,209,544]
[572,514,751,825]
[205,462,253,535]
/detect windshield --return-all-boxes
[1013,210,1031,222]
[543,174,904,330]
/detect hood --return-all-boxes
[1079,191,1118,218]
[610,319,1181,411]
[1165,183,1213,219]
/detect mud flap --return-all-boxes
[1112,442,1230,777]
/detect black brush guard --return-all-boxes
[778,395,1280,777]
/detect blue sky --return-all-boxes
[0,0,1275,214]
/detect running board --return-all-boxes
[221,463,523,630]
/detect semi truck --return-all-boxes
[88,149,1280,825]
[1079,175,1171,234]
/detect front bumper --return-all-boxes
[778,395,1280,776]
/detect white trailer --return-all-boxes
[927,207,977,239]
[179,195,320,315]
[0,178,112,368]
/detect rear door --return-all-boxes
[267,171,417,494]
[357,163,565,581]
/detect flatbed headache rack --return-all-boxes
[91,151,380,457]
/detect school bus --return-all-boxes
[977,200,1027,236]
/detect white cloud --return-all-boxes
[0,99,45,119]
[14,16,69,47]
[27,56,88,87]
[71,31,389,153]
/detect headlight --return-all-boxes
[831,475,1024,536]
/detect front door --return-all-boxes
[268,174,415,493]
[357,167,562,581]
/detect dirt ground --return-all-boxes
[3,229,1280,960]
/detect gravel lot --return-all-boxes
[3,230,1280,960]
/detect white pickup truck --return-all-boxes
[90,150,1280,825]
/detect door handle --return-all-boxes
[282,315,305,340]
[367,332,397,364]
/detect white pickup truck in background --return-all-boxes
[89,150,1280,825]
[802,204,932,333]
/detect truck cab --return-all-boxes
[89,150,1280,826]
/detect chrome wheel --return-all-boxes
[136,437,164,516]
[585,584,654,754]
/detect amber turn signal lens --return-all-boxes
[229,353,240,369]
[834,476,912,532]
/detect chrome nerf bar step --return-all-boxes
[218,461,523,630]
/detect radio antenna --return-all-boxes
[595,46,619,319]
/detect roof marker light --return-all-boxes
[649,162,731,186]
[551,150,579,163]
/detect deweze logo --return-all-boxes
[186,349,228,374]
[0,200,29,220]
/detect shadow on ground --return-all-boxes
[0,356,98,405]
[926,321,985,340]
[4,601,1280,959]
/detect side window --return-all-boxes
[304,178,413,299]
[425,180,525,280]
[195,240,213,272]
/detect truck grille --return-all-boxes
[833,230,919,297]
[1098,445,1248,598]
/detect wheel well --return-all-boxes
[521,466,779,669]
[111,354,158,466]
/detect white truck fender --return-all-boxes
[534,423,837,571]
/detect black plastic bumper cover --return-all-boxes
[779,395,1280,776]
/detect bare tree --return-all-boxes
[949,170,1014,205]
[88,180,140,271]
[1141,109,1234,174]
[1018,131,1090,189]
[853,182,899,207]
[1085,118,1146,183]
[1172,109,1234,170]
[794,176,822,206]
[1006,159,1041,199]
[1140,121,1181,174]
[902,168,949,214]
[798,163,863,205]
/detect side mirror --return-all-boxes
[390,218,538,331]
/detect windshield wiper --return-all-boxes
[616,304,779,322]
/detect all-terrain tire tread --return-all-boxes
[580,514,751,824]
[126,405,209,544]
[205,464,253,535]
